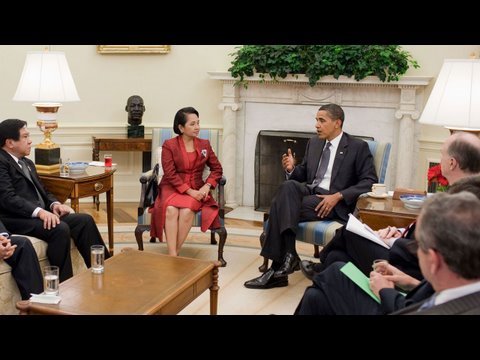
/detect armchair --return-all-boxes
[135,128,227,266]
[258,139,391,272]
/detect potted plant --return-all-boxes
[228,45,419,87]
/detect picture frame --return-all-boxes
[97,45,171,54]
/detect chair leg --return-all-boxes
[210,231,217,245]
[135,225,150,251]
[258,231,269,272]
[314,245,320,258]
[214,227,227,267]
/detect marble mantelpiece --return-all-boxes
[209,72,431,208]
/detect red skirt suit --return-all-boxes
[150,136,223,241]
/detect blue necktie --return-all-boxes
[308,142,331,190]
[418,294,436,311]
[18,159,46,209]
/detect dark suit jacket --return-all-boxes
[290,132,378,222]
[0,149,57,219]
[0,220,10,235]
[380,279,435,314]
[392,289,480,315]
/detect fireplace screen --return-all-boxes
[254,130,315,211]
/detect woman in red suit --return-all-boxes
[150,107,223,256]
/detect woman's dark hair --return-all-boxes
[173,107,199,135]
[0,119,28,147]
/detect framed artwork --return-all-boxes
[97,45,170,54]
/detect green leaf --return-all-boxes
[229,45,420,87]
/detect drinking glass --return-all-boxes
[91,245,105,274]
[104,154,113,168]
[43,266,59,295]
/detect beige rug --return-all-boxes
[113,240,312,315]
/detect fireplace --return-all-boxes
[254,130,314,211]
[209,72,431,208]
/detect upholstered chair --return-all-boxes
[258,139,391,272]
[135,128,227,266]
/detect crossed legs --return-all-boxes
[164,206,195,256]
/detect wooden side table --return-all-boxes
[356,196,420,230]
[92,136,152,172]
[39,167,116,255]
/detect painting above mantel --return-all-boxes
[97,45,170,54]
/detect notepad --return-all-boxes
[340,262,381,303]
[345,214,390,249]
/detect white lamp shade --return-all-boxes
[13,51,80,103]
[419,59,480,131]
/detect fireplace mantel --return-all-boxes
[209,71,431,208]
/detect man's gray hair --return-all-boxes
[417,191,480,279]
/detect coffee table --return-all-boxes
[17,249,220,315]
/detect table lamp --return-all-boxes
[419,58,480,135]
[13,50,80,173]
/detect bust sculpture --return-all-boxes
[125,95,145,138]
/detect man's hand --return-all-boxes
[282,148,295,172]
[369,263,421,297]
[315,193,342,218]
[376,226,402,241]
[38,209,60,230]
[0,235,17,260]
[52,203,72,218]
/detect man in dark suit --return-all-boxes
[244,103,378,289]
[0,119,110,282]
[295,189,480,315]
[300,131,480,280]
[1,220,43,299]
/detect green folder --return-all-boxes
[340,262,381,303]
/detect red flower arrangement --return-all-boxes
[428,164,449,192]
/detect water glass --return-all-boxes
[59,159,69,177]
[91,245,105,274]
[43,266,59,295]
[104,154,113,168]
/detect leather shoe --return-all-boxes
[300,260,316,281]
[244,268,288,289]
[274,252,300,278]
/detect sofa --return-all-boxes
[0,236,87,314]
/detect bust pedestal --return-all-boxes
[127,125,144,138]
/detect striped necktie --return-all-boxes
[18,159,46,209]
[308,142,331,191]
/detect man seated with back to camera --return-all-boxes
[299,131,480,281]
[295,175,480,315]
[244,103,378,289]
[0,119,111,282]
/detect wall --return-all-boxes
[0,45,478,201]
[0,45,236,202]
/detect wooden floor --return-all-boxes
[79,201,317,257]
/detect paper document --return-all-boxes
[340,262,381,303]
[346,214,390,249]
[29,293,61,304]
[89,161,117,167]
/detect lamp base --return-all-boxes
[35,163,61,174]
[127,125,144,138]
[35,147,60,166]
